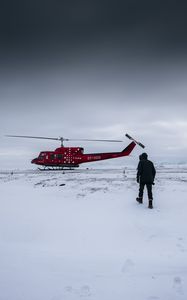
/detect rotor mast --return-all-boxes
[60,138,64,147]
[59,137,65,147]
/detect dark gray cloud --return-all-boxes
[0,1,187,168]
[1,0,187,55]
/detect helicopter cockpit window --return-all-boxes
[57,154,62,159]
[50,154,55,160]
[38,153,45,159]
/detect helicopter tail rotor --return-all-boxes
[125,133,145,148]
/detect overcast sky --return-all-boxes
[1,0,187,168]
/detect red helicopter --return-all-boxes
[6,133,144,170]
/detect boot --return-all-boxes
[148,199,153,209]
[136,197,143,204]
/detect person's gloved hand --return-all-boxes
[152,182,155,185]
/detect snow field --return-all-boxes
[0,167,186,300]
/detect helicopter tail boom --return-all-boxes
[121,141,136,155]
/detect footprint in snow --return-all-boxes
[64,285,92,297]
[79,285,92,297]
[147,234,157,241]
[176,239,187,252]
[173,276,184,295]
[121,259,134,273]
[64,286,73,293]
[77,193,86,198]
[51,294,63,300]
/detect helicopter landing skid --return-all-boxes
[38,166,78,171]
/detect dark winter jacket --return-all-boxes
[137,159,156,184]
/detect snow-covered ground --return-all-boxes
[0,165,187,300]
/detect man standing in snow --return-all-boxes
[136,152,156,209]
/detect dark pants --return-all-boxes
[139,183,153,200]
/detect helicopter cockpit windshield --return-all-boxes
[38,152,45,159]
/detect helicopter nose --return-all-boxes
[31,158,37,164]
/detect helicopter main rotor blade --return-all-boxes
[5,135,123,142]
[5,135,60,141]
[68,139,123,142]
